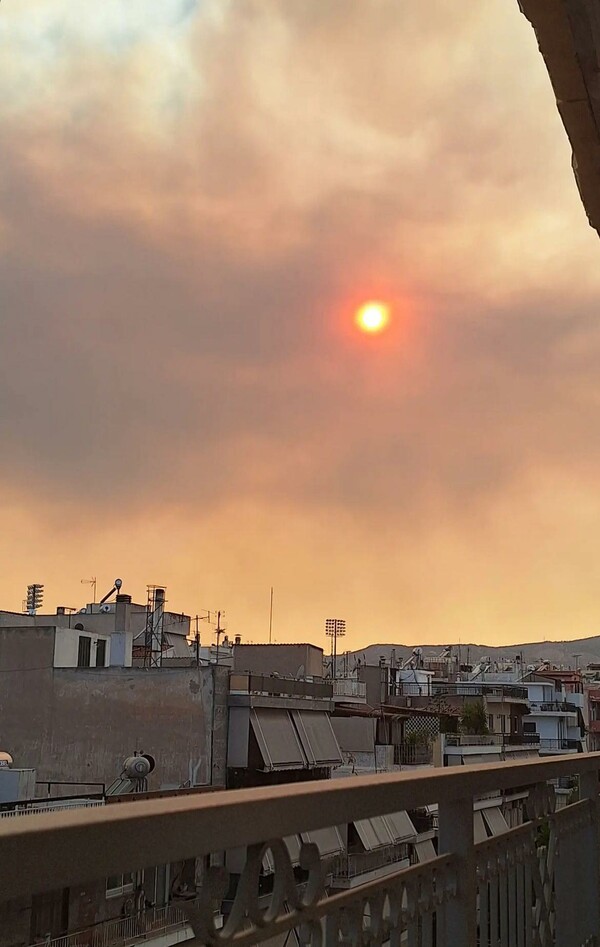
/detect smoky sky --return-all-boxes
[2,1,600,644]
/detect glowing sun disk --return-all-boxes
[355,301,390,334]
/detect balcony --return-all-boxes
[444,734,528,747]
[529,701,578,715]
[331,842,411,885]
[393,742,433,766]
[31,903,194,947]
[540,738,581,753]
[3,754,600,947]
[431,683,529,702]
[229,672,333,701]
[331,679,367,703]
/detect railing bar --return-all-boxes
[524,859,533,947]
[507,859,517,947]
[421,910,433,947]
[499,863,509,947]
[406,914,418,947]
[515,861,525,947]
[490,872,499,947]
[480,879,490,947]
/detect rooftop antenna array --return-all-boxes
[80,576,97,603]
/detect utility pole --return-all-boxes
[269,587,274,644]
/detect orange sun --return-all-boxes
[355,301,390,334]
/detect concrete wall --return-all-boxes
[233,644,323,678]
[0,628,229,789]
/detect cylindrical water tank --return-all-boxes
[123,755,152,779]
[0,752,14,768]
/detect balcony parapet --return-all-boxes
[431,683,529,702]
[229,672,333,702]
[3,754,600,947]
[331,679,367,702]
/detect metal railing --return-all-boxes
[30,903,190,947]
[534,738,580,751]
[0,800,104,820]
[331,679,367,700]
[445,733,532,747]
[431,683,528,701]
[229,673,333,701]
[530,701,578,714]
[393,742,434,765]
[4,753,600,947]
[332,842,411,880]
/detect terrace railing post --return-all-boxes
[438,796,477,945]
[579,768,600,940]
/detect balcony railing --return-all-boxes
[530,738,581,752]
[331,679,367,700]
[30,903,191,947]
[229,673,333,701]
[431,683,528,701]
[3,754,600,947]
[0,800,104,820]
[530,701,578,714]
[332,842,411,881]
[393,742,434,765]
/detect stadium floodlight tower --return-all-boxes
[25,584,44,616]
[325,618,346,680]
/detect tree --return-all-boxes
[460,699,489,735]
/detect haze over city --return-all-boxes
[2,1,600,648]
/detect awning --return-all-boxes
[250,709,307,771]
[301,826,344,857]
[354,817,395,851]
[415,839,436,862]
[384,811,417,843]
[482,807,509,837]
[331,716,376,753]
[262,836,302,873]
[474,811,488,844]
[291,711,343,766]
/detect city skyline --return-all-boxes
[2,1,600,648]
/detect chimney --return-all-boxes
[56,606,66,616]
[111,594,133,667]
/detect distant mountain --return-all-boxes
[346,636,600,670]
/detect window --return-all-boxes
[77,636,91,667]
[95,639,107,667]
[106,873,134,898]
[488,715,494,731]
[523,722,537,733]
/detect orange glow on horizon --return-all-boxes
[355,301,390,334]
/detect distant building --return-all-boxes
[232,642,324,679]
